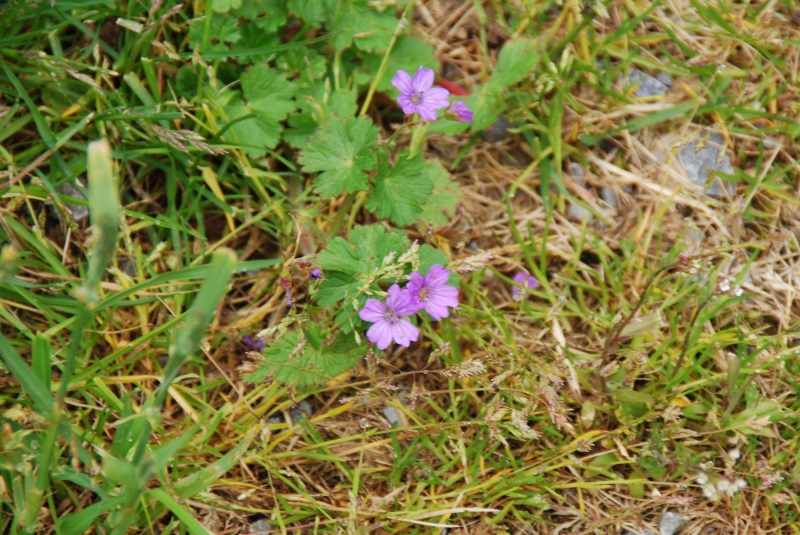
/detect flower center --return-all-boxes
[384,309,399,323]
[418,286,430,301]
[409,92,422,105]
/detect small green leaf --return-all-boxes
[366,151,433,226]
[329,0,396,52]
[488,37,540,91]
[223,66,295,157]
[610,389,654,404]
[188,15,240,51]
[299,115,379,198]
[363,36,439,92]
[418,161,461,227]
[244,331,367,387]
[213,0,242,12]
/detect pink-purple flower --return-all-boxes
[512,271,539,301]
[392,67,450,122]
[358,284,420,350]
[447,101,474,123]
[407,264,459,320]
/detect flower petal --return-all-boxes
[411,67,435,92]
[391,69,413,94]
[359,299,386,323]
[416,104,439,122]
[423,86,450,107]
[425,264,450,286]
[392,319,419,347]
[367,321,392,350]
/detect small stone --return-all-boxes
[659,511,686,535]
[483,115,512,142]
[630,69,672,97]
[600,186,618,208]
[56,182,89,221]
[382,406,401,426]
[248,519,271,533]
[567,203,593,222]
[677,133,735,198]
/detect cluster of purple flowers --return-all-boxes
[392,67,473,123]
[358,264,459,350]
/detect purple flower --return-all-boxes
[310,268,322,280]
[392,67,450,122]
[446,101,474,123]
[512,271,539,301]
[407,264,459,321]
[242,336,266,351]
[358,284,420,350]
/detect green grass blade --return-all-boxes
[0,334,53,419]
[146,489,211,535]
[154,248,237,406]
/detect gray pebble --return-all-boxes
[677,133,735,198]
[382,406,401,426]
[56,182,89,221]
[248,519,271,533]
[600,186,619,208]
[630,69,672,97]
[659,511,686,535]
[483,115,512,142]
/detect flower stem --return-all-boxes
[327,192,356,239]
[408,120,430,158]
[359,1,413,116]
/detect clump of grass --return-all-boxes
[1,0,799,533]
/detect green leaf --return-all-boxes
[328,0,396,52]
[188,15,240,51]
[276,48,327,87]
[299,115,379,198]
[286,85,358,148]
[418,161,461,227]
[287,0,328,25]
[234,0,287,29]
[242,65,296,121]
[244,331,367,387]
[488,37,540,91]
[173,428,257,498]
[0,334,53,419]
[56,493,131,535]
[213,0,242,12]
[146,489,212,535]
[315,225,408,306]
[155,249,237,406]
[363,36,439,92]
[417,245,448,275]
[610,389,654,404]
[366,151,433,226]
[223,65,295,157]
[466,86,504,132]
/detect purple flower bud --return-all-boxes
[242,336,266,351]
[310,268,322,280]
[446,101,474,123]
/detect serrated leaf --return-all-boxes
[315,271,362,307]
[417,245,448,275]
[363,36,438,92]
[244,331,367,387]
[488,37,540,91]
[299,115,379,198]
[213,0,242,12]
[315,225,409,306]
[287,0,329,25]
[329,0,396,52]
[234,0,287,30]
[286,85,358,148]
[466,86,504,132]
[223,66,295,157]
[242,65,296,121]
[188,15,240,50]
[366,151,433,226]
[276,48,327,86]
[418,161,461,227]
